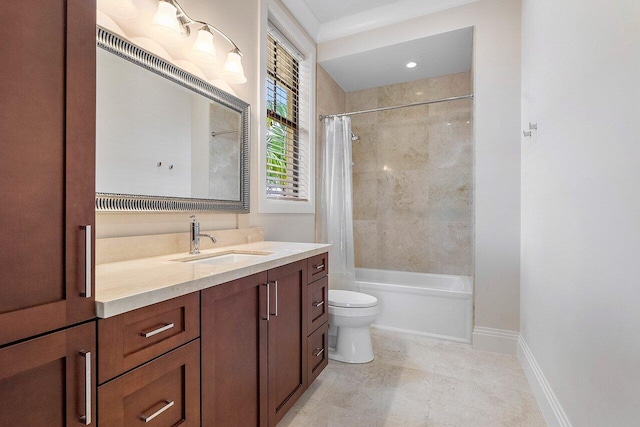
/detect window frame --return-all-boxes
[259,0,316,214]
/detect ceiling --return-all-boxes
[280,0,479,42]
[303,0,395,23]
[320,27,473,92]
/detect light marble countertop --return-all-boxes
[95,241,331,318]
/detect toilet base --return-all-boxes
[328,324,374,364]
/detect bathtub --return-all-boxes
[356,268,473,343]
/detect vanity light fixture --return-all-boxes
[97,0,138,19]
[148,1,186,46]
[223,48,247,84]
[188,28,218,67]
[147,0,247,83]
[406,61,418,68]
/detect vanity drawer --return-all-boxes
[307,322,329,384]
[98,293,199,383]
[308,276,328,335]
[98,339,200,427]
[307,252,328,283]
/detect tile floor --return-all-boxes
[278,329,546,426]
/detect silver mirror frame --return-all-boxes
[95,27,250,213]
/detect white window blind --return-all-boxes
[266,27,309,201]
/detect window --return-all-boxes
[260,9,315,214]
[266,33,304,200]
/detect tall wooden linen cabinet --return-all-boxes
[0,0,97,425]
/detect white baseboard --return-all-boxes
[371,324,471,344]
[472,326,519,355]
[518,336,572,427]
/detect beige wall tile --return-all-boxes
[353,220,378,269]
[353,172,378,220]
[376,169,429,221]
[351,124,378,173]
[377,217,429,272]
[427,221,471,275]
[347,71,472,275]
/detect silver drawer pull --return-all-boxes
[313,264,325,270]
[79,350,91,425]
[313,348,325,357]
[80,225,92,298]
[141,400,174,423]
[141,323,175,338]
[274,280,278,317]
[263,282,270,321]
[313,300,325,308]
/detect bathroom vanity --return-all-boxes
[0,1,329,424]
[95,239,330,426]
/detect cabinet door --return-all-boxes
[201,272,268,426]
[267,260,308,426]
[0,322,96,426]
[0,0,96,346]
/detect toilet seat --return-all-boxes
[328,290,377,308]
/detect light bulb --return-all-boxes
[97,0,138,19]
[223,50,247,84]
[188,29,218,67]
[148,1,185,47]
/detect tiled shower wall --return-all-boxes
[349,72,472,275]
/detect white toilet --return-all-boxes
[328,290,379,363]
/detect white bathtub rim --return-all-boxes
[358,280,472,300]
[371,324,471,344]
[355,267,473,293]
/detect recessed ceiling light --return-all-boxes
[406,61,418,68]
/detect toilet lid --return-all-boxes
[328,290,378,308]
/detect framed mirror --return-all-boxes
[95,28,250,212]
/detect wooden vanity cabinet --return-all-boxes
[0,322,96,427]
[201,256,327,426]
[0,0,96,347]
[97,295,202,426]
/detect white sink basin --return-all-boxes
[175,251,271,266]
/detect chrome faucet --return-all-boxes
[189,215,217,254]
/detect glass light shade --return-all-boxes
[97,0,138,19]
[148,1,185,47]
[222,51,247,84]
[188,29,218,67]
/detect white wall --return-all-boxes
[97,0,317,242]
[520,0,640,425]
[319,0,522,347]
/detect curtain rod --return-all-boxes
[319,94,474,121]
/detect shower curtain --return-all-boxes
[316,116,356,291]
